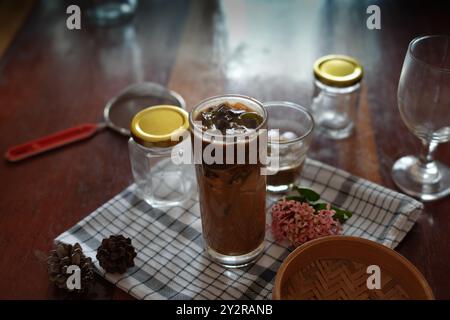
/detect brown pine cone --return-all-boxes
[47,243,95,293]
[96,235,137,274]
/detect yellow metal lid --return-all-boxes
[130,105,189,147]
[313,55,363,87]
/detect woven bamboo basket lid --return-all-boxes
[273,236,434,300]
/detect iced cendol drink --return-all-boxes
[189,95,268,267]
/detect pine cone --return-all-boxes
[47,243,95,293]
[96,235,137,274]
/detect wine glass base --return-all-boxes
[392,156,450,201]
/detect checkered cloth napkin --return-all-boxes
[56,158,423,299]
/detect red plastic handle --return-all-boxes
[5,123,101,162]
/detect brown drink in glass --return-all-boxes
[189,95,268,267]
[265,101,315,193]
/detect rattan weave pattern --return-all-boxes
[284,259,410,300]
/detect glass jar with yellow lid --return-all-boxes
[311,55,363,139]
[128,105,195,207]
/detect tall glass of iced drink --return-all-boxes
[189,95,268,267]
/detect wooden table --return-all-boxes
[0,0,449,299]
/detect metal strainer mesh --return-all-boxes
[104,82,186,136]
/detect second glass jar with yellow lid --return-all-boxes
[128,105,195,207]
[311,54,363,139]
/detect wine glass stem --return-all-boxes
[411,139,441,184]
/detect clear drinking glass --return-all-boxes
[190,95,268,267]
[392,35,450,201]
[128,139,195,207]
[265,102,315,193]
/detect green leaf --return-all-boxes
[284,195,306,202]
[313,203,352,224]
[293,186,320,202]
[285,185,353,224]
[312,203,328,211]
[331,206,353,224]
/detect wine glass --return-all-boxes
[392,35,450,201]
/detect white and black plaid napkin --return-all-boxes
[56,158,423,300]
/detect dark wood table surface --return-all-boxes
[0,0,449,299]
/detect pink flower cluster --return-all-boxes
[271,200,342,248]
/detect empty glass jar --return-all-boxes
[128,105,195,207]
[311,55,363,139]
